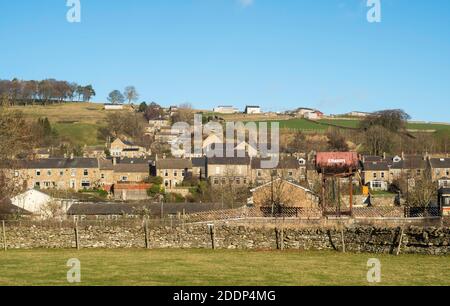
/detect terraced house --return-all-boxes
[250,157,307,186]
[14,158,101,190]
[429,157,450,188]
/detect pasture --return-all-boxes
[0,249,448,286]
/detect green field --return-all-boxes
[0,249,448,286]
[11,103,114,146]
[243,118,450,134]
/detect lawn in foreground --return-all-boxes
[0,249,448,286]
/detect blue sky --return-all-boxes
[0,0,449,121]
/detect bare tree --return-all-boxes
[124,86,139,104]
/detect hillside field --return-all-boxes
[11,103,114,146]
[8,103,450,146]
[0,249,448,286]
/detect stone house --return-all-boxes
[112,163,150,184]
[151,159,193,188]
[207,157,251,187]
[14,158,101,191]
[109,138,149,158]
[362,160,390,191]
[389,155,427,183]
[249,179,319,208]
[429,158,450,188]
[250,157,306,186]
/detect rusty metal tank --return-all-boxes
[315,152,359,174]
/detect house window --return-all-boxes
[164,170,169,177]
[121,176,128,182]
[257,170,262,177]
[417,169,421,175]
[243,178,247,184]
[214,178,219,185]
[81,180,91,188]
[373,173,377,179]
[182,170,185,177]
[36,170,41,176]
[84,169,89,176]
[59,170,64,176]
[381,172,385,178]
[288,171,293,177]
[34,182,41,188]
[372,181,382,189]
[47,170,52,176]
[71,169,76,177]
[236,178,241,185]
[174,170,178,177]
[165,180,170,187]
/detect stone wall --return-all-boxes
[1,221,449,255]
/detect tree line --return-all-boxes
[0,78,96,106]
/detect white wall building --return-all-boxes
[245,106,262,114]
[214,106,240,114]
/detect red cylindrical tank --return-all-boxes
[315,152,359,172]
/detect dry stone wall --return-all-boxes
[1,222,449,255]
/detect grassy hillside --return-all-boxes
[11,103,113,146]
[238,117,450,134]
[9,103,450,146]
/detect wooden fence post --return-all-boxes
[144,219,150,249]
[2,221,6,251]
[74,222,80,251]
[208,224,215,250]
[341,227,346,253]
[396,227,404,256]
[280,227,285,251]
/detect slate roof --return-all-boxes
[363,161,390,171]
[207,157,251,165]
[251,157,301,169]
[18,158,99,169]
[192,157,207,168]
[430,158,450,169]
[113,163,150,173]
[391,157,427,170]
[156,159,193,170]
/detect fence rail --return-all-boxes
[404,206,441,218]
